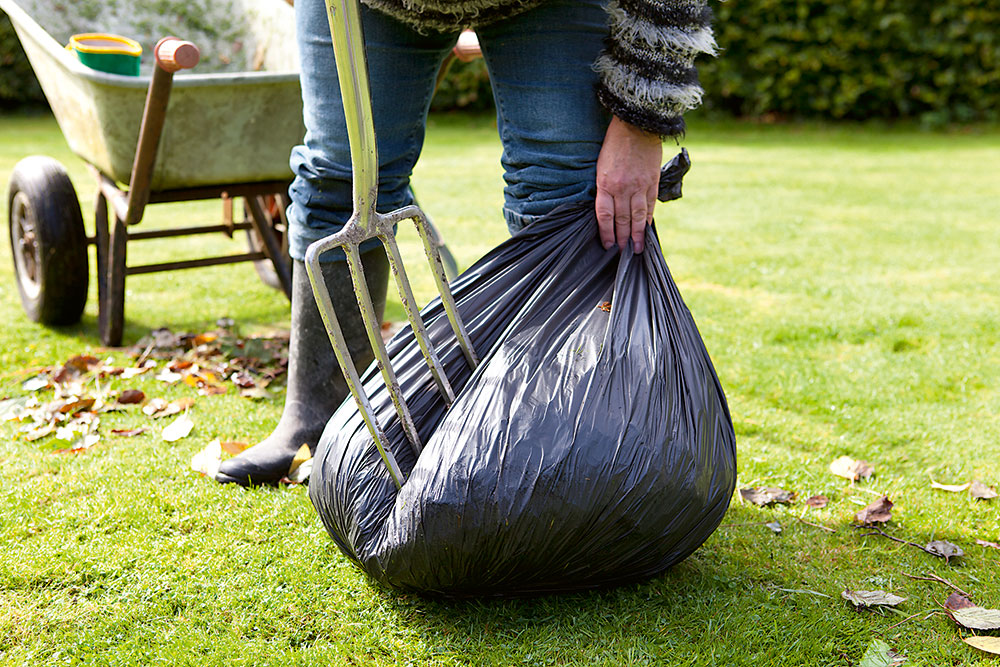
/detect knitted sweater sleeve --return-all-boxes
[594,0,716,138]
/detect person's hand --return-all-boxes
[595,116,662,254]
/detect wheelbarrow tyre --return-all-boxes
[244,198,291,295]
[7,156,89,326]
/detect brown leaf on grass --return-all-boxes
[21,422,56,441]
[111,427,149,437]
[949,606,1000,631]
[855,496,893,524]
[220,440,250,456]
[965,636,1000,655]
[930,480,971,493]
[925,540,964,563]
[193,332,218,346]
[239,386,269,400]
[142,398,169,416]
[977,539,1000,549]
[117,389,145,405]
[805,495,829,508]
[143,397,195,418]
[842,589,906,608]
[58,397,96,415]
[230,371,257,389]
[945,592,976,611]
[53,355,101,384]
[740,487,795,506]
[830,455,874,482]
[121,361,156,379]
[970,480,998,500]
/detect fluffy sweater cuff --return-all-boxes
[595,0,716,138]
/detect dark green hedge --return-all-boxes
[5,3,999,122]
[1,13,44,108]
[699,0,1000,124]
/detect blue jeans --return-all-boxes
[287,0,610,262]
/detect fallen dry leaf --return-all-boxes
[143,397,195,419]
[805,495,829,509]
[121,361,156,379]
[949,606,1000,631]
[925,540,964,563]
[239,386,269,400]
[977,539,1000,549]
[162,413,194,442]
[142,398,169,416]
[860,638,906,667]
[155,368,183,384]
[58,397,96,415]
[830,455,874,482]
[117,389,145,405]
[740,487,794,506]
[21,422,56,441]
[193,332,218,346]
[945,592,976,611]
[21,375,51,392]
[190,439,222,478]
[288,443,311,475]
[970,480,998,500]
[965,636,1000,656]
[111,427,149,437]
[855,496,893,525]
[842,589,907,609]
[220,440,250,456]
[930,480,971,493]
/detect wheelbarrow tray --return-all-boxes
[0,0,304,191]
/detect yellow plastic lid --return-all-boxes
[68,33,143,57]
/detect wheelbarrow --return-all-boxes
[1,0,461,346]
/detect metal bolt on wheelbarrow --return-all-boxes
[304,0,479,489]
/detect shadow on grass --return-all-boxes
[369,554,762,662]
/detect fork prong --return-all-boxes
[409,207,480,369]
[305,237,405,488]
[346,244,424,457]
[380,232,456,405]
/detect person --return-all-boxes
[214,0,715,485]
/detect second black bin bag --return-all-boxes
[309,197,737,596]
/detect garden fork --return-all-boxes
[304,0,479,489]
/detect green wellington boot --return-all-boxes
[215,251,388,486]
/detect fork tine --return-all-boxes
[305,239,405,489]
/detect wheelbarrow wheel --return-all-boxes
[7,156,88,325]
[244,196,291,295]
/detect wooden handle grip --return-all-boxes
[155,37,200,73]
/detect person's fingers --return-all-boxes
[595,190,616,250]
[630,191,647,254]
[646,184,657,224]
[614,193,632,250]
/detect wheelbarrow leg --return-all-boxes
[94,192,108,326]
[245,194,293,298]
[99,214,127,346]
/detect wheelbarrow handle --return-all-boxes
[323,0,378,233]
[154,37,200,73]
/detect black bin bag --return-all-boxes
[309,188,736,597]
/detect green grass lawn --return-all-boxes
[1,109,999,666]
